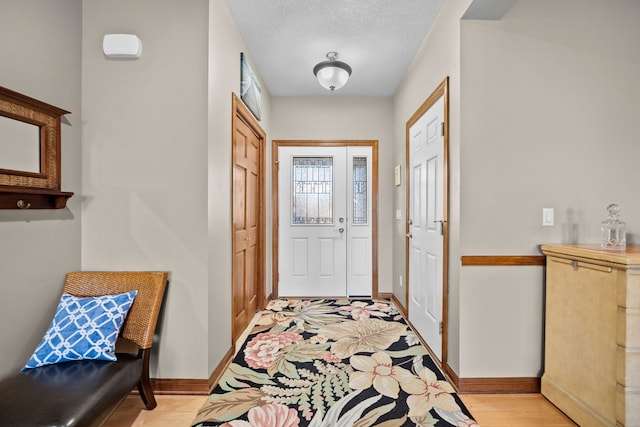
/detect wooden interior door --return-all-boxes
[232,95,265,343]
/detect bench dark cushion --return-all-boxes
[0,354,142,427]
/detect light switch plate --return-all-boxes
[543,208,554,226]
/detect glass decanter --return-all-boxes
[600,204,626,251]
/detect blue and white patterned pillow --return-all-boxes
[22,290,138,370]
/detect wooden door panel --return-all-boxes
[245,244,258,315]
[234,165,246,230]
[232,96,265,343]
[232,250,246,333]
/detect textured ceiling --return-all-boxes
[225,0,446,97]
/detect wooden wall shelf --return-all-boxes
[0,186,73,209]
[0,85,73,209]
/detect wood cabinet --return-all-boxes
[541,245,640,427]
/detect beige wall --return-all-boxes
[0,0,82,377]
[394,0,640,379]
[4,0,638,385]
[457,0,640,378]
[81,0,210,378]
[393,0,472,375]
[81,0,272,379]
[0,0,268,382]
[270,96,394,293]
[461,0,640,252]
[207,0,272,374]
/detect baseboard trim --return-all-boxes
[378,294,539,395]
[141,371,540,397]
[457,376,541,394]
[147,378,209,395]
[443,363,460,390]
[264,293,273,308]
[388,293,407,317]
[208,346,235,392]
[134,346,236,396]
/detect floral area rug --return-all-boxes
[192,299,478,427]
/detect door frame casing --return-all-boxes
[231,94,266,343]
[405,77,450,364]
[272,140,379,299]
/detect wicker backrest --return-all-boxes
[62,271,168,350]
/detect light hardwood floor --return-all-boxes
[103,395,208,427]
[104,392,576,426]
[461,394,577,427]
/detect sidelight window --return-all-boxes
[352,157,368,225]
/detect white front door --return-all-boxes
[278,145,372,297]
[408,95,445,361]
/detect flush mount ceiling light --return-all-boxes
[313,52,352,91]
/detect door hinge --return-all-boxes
[441,122,445,137]
[439,321,443,335]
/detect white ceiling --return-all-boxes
[225,0,446,97]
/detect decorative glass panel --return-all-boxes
[292,157,333,224]
[353,157,367,225]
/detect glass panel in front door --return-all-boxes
[292,157,333,225]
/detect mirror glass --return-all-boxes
[0,115,41,173]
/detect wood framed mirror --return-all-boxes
[0,86,73,209]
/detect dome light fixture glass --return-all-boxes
[313,51,352,91]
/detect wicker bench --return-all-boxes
[0,271,168,427]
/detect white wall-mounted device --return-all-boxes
[542,207,554,226]
[102,34,142,59]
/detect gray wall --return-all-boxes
[0,0,82,377]
[393,0,471,376]
[0,0,271,382]
[82,0,273,379]
[457,0,640,378]
[461,0,640,253]
[4,0,638,384]
[207,0,272,375]
[81,0,210,378]
[393,0,640,379]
